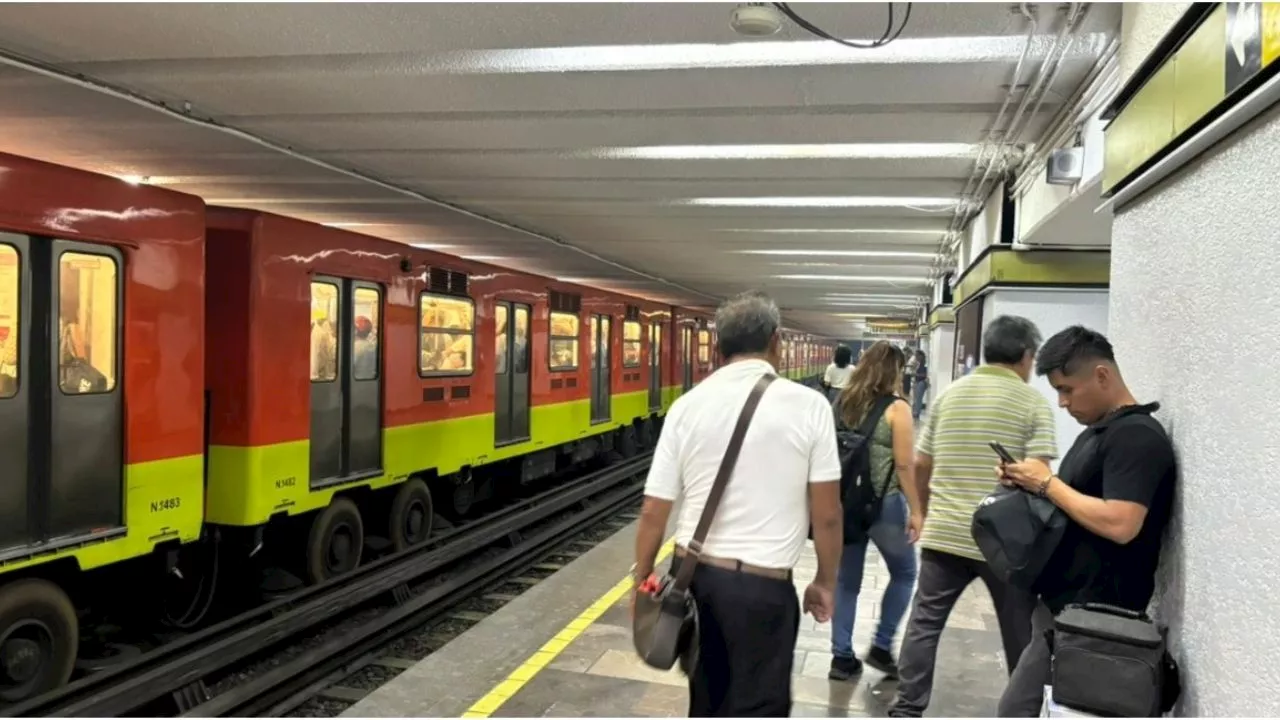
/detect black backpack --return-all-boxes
[970,483,1068,590]
[833,395,897,544]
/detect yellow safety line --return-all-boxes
[461,537,678,718]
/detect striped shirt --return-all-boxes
[916,364,1058,561]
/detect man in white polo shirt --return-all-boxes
[632,291,844,717]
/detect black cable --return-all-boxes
[772,2,912,49]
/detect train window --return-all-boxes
[494,304,509,375]
[622,320,641,368]
[549,311,579,371]
[352,287,380,381]
[697,329,710,365]
[0,245,16,398]
[419,294,474,376]
[310,281,339,382]
[514,306,530,374]
[58,252,118,394]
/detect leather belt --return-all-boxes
[674,546,793,581]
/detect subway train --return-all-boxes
[0,151,833,700]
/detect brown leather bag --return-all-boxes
[632,374,776,672]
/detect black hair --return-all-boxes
[833,345,853,368]
[981,315,1042,365]
[1035,325,1116,377]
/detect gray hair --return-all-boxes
[714,291,781,360]
[981,314,1043,365]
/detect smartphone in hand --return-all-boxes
[989,441,1017,464]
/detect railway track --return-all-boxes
[8,453,652,718]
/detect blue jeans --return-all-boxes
[912,378,928,419]
[831,491,919,658]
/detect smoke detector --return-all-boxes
[731,3,784,36]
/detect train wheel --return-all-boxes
[637,419,655,448]
[450,481,475,517]
[389,479,434,553]
[305,497,364,585]
[618,425,639,459]
[0,579,77,703]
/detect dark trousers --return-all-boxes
[679,561,800,717]
[888,549,1044,717]
[997,604,1056,716]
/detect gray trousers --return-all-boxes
[997,604,1056,717]
[887,549,1046,718]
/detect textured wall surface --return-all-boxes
[1110,101,1280,716]
[1119,2,1193,83]
[983,289,1111,463]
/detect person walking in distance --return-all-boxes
[632,290,844,717]
[888,316,1059,718]
[822,344,855,402]
[828,342,926,681]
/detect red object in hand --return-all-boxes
[637,574,660,594]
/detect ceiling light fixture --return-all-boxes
[592,143,983,160]
[713,228,946,235]
[774,274,930,282]
[738,249,935,258]
[447,34,1108,74]
[118,175,148,184]
[683,196,959,208]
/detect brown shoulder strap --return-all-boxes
[672,373,776,591]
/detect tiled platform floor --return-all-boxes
[487,545,1011,718]
[348,520,1012,718]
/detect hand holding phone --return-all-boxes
[989,441,1017,464]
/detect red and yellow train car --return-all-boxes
[0,151,833,700]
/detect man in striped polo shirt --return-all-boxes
[888,315,1058,718]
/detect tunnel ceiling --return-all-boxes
[0,2,1118,337]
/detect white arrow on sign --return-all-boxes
[1232,2,1259,66]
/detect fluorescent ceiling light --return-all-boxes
[323,222,380,228]
[591,143,981,160]
[410,242,454,250]
[683,197,959,208]
[714,228,945,235]
[442,34,1108,74]
[739,250,935,258]
[118,175,147,184]
[774,274,930,282]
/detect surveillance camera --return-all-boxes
[731,3,784,36]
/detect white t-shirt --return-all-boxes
[824,362,854,389]
[643,359,842,569]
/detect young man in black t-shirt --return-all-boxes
[992,326,1177,717]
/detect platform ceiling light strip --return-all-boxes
[714,228,946,235]
[774,274,930,282]
[446,34,1108,73]
[591,143,983,160]
[683,197,959,208]
[738,249,935,258]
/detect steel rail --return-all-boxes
[199,479,644,717]
[6,453,652,718]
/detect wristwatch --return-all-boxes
[1037,474,1055,497]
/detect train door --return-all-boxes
[309,277,384,488]
[589,314,611,423]
[494,301,531,445]
[647,322,661,411]
[681,326,694,392]
[0,235,125,549]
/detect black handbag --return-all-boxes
[632,374,775,672]
[1051,602,1179,717]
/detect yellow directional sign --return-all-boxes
[1103,2,1280,197]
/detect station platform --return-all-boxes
[346,519,1013,718]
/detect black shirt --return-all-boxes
[1035,403,1177,614]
